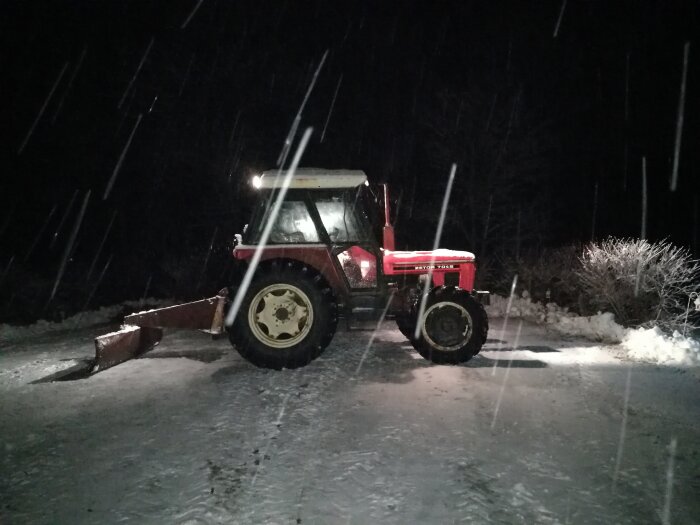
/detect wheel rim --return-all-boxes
[248,283,314,348]
[420,301,472,351]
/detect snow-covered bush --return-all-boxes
[578,238,700,330]
[486,292,626,343]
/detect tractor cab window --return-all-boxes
[312,189,372,244]
[265,200,320,244]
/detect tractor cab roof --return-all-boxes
[254,168,368,190]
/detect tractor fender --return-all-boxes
[233,245,350,300]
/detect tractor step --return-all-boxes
[474,290,490,305]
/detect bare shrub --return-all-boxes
[577,238,700,330]
[487,245,585,311]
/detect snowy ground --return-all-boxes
[2,319,699,524]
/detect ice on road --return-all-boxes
[1,320,699,524]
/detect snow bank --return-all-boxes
[486,292,625,343]
[546,310,626,343]
[622,327,700,366]
[486,292,698,364]
[486,292,547,322]
[0,298,172,342]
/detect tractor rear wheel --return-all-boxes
[410,286,488,364]
[229,262,338,369]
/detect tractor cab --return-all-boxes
[238,169,383,291]
[236,168,479,296]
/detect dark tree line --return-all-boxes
[1,1,698,323]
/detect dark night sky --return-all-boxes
[0,1,698,318]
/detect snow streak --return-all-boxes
[148,95,158,113]
[483,194,493,246]
[661,437,677,525]
[18,62,69,154]
[178,54,196,96]
[612,365,632,490]
[355,291,396,376]
[413,163,457,339]
[492,274,518,376]
[515,207,522,259]
[494,90,521,171]
[227,109,243,148]
[25,204,57,261]
[52,46,87,124]
[591,181,598,241]
[196,226,218,291]
[277,50,328,167]
[623,143,629,192]
[140,274,153,306]
[224,127,313,328]
[553,0,568,38]
[624,52,630,123]
[104,114,143,200]
[641,156,647,239]
[670,42,690,192]
[50,190,79,249]
[251,393,290,487]
[623,53,630,191]
[273,393,290,426]
[49,190,91,303]
[83,254,113,311]
[85,211,117,281]
[320,74,343,143]
[181,0,206,29]
[694,196,699,255]
[0,255,15,287]
[491,320,523,430]
[117,38,154,109]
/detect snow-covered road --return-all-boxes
[1,320,699,524]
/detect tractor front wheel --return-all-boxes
[229,262,337,369]
[410,286,488,364]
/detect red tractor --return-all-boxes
[93,169,488,372]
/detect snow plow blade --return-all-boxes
[93,325,163,372]
[92,292,228,373]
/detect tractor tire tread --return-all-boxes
[410,286,488,364]
[228,261,337,370]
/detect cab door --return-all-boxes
[307,188,380,290]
